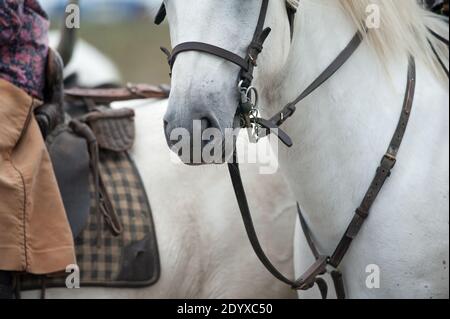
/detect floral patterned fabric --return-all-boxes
[0,0,49,100]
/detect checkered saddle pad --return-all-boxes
[20,104,160,290]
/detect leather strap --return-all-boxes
[69,119,103,246]
[228,56,416,299]
[227,159,332,298]
[162,0,271,89]
[228,160,331,298]
[69,118,125,246]
[428,27,450,46]
[297,203,320,260]
[240,0,271,88]
[227,158,299,288]
[226,30,365,299]
[315,277,329,299]
[330,270,346,299]
[427,26,449,78]
[65,84,170,104]
[297,205,345,299]
[254,31,362,146]
[269,32,363,127]
[156,0,422,299]
[165,42,249,71]
[329,56,416,268]
[255,118,293,147]
[429,40,449,78]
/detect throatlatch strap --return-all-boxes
[270,32,363,127]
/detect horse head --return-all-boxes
[161,0,294,164]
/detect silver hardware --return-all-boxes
[238,82,261,143]
[246,86,258,108]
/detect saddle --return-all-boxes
[44,105,135,240]
[24,50,168,291]
[36,50,169,239]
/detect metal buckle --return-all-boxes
[238,81,261,143]
[382,152,397,169]
[325,259,342,274]
[248,54,257,66]
[292,255,328,291]
[384,152,396,162]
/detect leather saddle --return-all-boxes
[36,50,137,239]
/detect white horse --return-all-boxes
[22,33,297,299]
[161,0,449,299]
[49,31,122,87]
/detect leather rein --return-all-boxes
[156,1,448,298]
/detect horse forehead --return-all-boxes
[170,0,250,17]
[170,0,260,37]
[169,0,298,16]
[169,0,294,18]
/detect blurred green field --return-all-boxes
[52,20,172,85]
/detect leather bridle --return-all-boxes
[157,1,448,299]
[156,0,297,144]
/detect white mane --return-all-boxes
[339,0,448,80]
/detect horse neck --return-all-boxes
[263,0,359,106]
[262,0,412,246]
